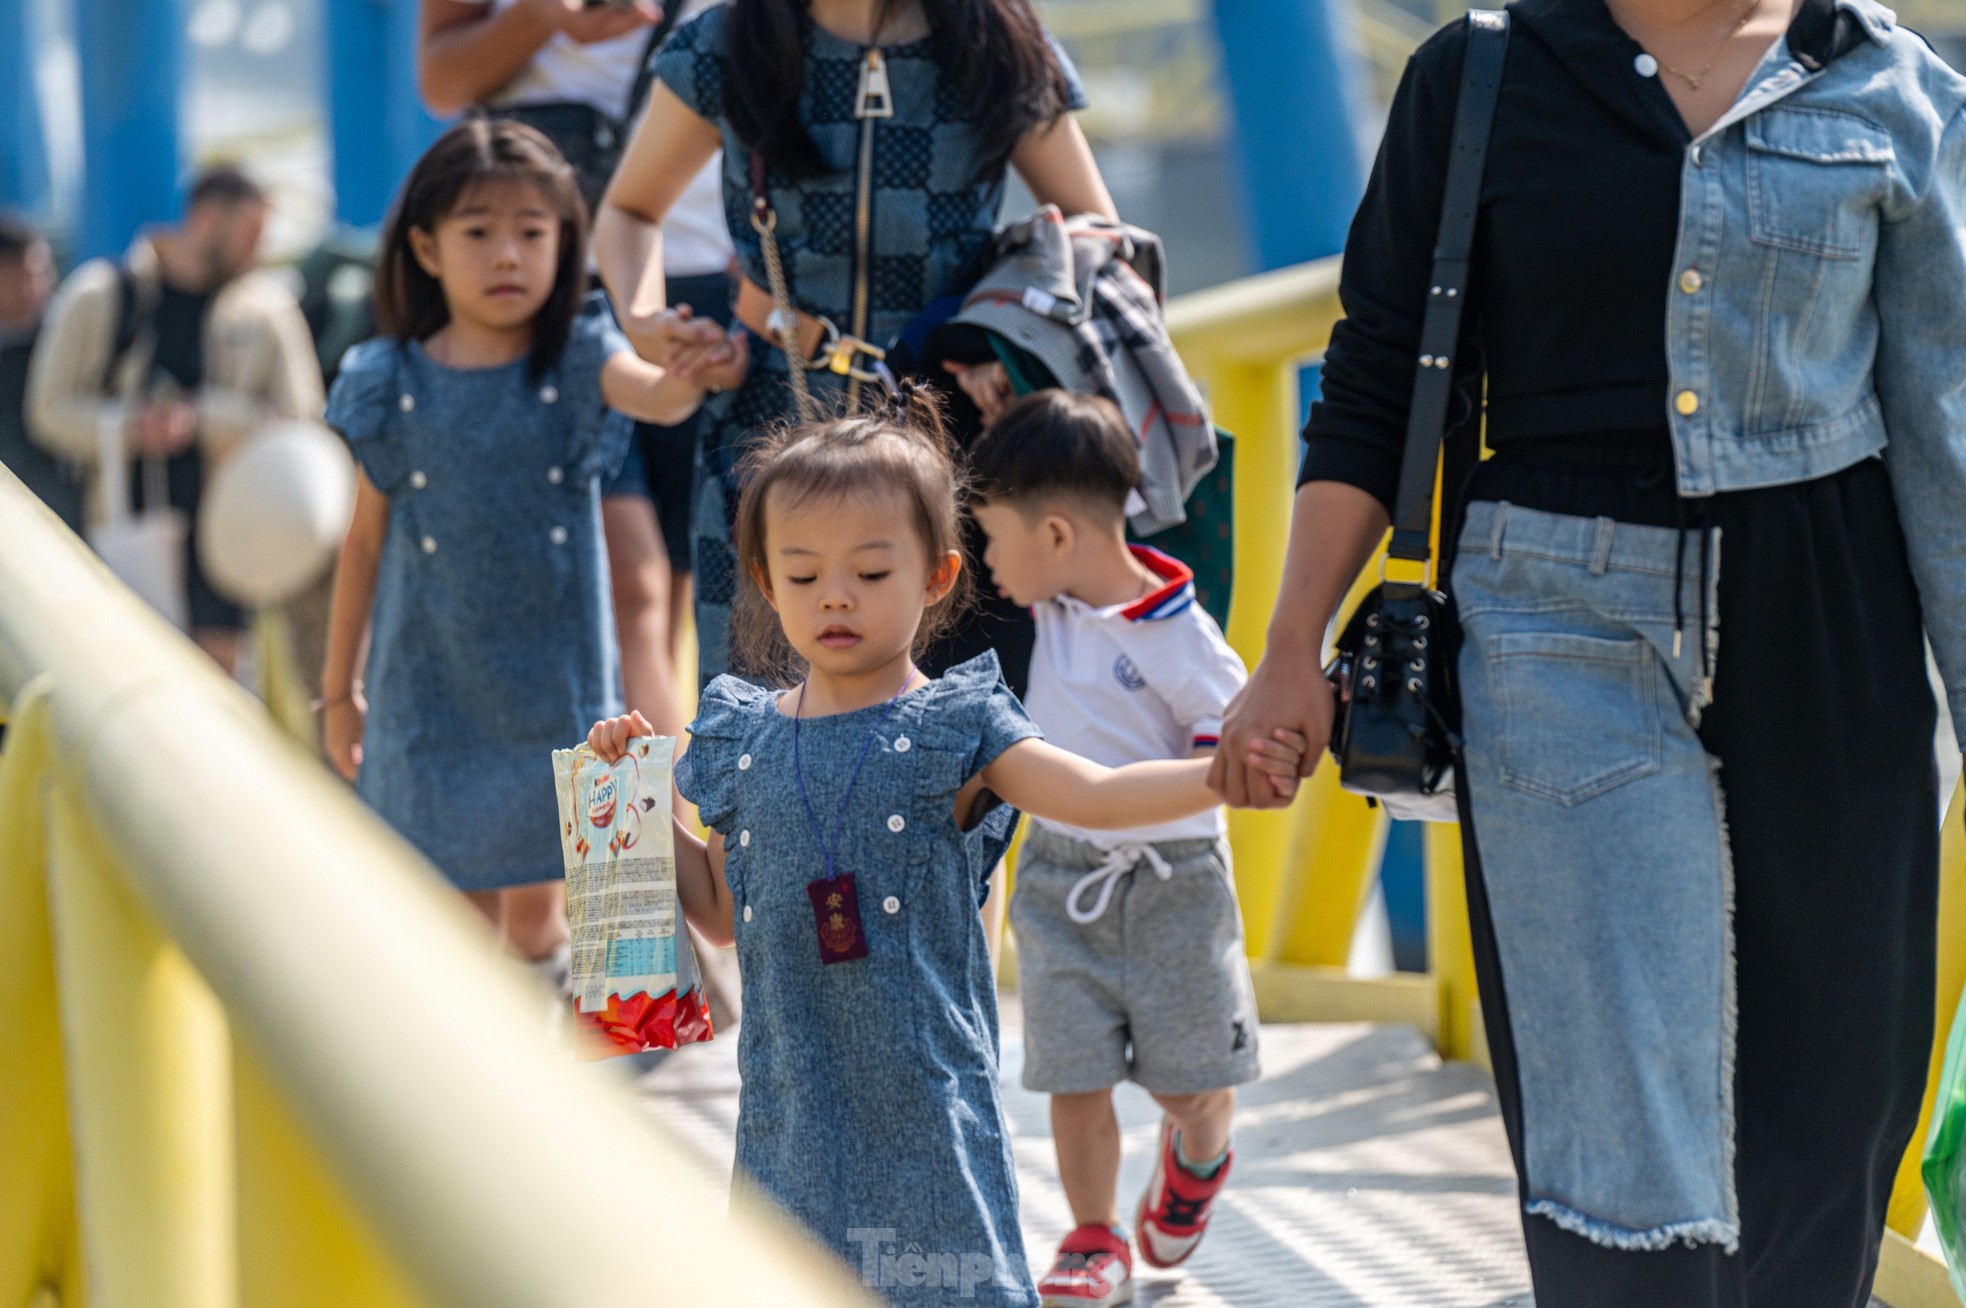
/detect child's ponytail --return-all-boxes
[878,377,954,450]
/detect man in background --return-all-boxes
[0,215,82,532]
[27,166,323,675]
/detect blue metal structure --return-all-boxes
[326,0,447,229]
[326,0,400,229]
[0,0,450,246]
[74,0,185,259]
[0,0,52,219]
[1381,821,1430,972]
[1210,0,1369,270]
[387,0,449,216]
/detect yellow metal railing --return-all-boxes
[0,469,871,1306]
[1167,254,1966,1306]
[1166,257,1481,1064]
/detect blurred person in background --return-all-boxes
[0,214,82,533]
[26,166,324,675]
[419,0,736,745]
[420,0,669,215]
[317,118,739,985]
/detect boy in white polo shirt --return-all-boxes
[971,392,1265,1308]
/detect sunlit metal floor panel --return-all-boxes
[635,999,1541,1306]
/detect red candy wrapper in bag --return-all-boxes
[552,737,713,1057]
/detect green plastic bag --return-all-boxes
[1923,981,1966,1300]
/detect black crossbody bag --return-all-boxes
[1323,9,1508,823]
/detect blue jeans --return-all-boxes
[1453,445,1936,1306]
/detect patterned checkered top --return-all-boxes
[653,7,1088,351]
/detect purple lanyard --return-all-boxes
[791,672,913,881]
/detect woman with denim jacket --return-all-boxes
[1213,0,1966,1302]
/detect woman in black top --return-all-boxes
[1212,0,1966,1302]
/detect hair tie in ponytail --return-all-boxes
[886,376,926,419]
[883,377,951,451]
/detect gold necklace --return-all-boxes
[1615,0,1761,91]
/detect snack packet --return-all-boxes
[552,736,713,1056]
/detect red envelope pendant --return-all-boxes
[806,873,870,965]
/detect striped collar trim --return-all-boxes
[1119,546,1195,622]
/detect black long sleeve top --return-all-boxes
[1302,0,1872,512]
[1300,0,1721,510]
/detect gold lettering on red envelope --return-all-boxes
[806,872,870,964]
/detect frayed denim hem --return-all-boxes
[1707,754,1743,1242]
[1524,1198,1742,1254]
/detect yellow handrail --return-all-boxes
[0,468,871,1306]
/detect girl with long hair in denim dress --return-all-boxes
[585,391,1302,1306]
[320,119,743,957]
[591,0,1117,690]
[1215,0,1966,1303]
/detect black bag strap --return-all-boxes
[1387,9,1510,565]
[624,1,688,129]
[103,263,146,396]
[101,262,168,510]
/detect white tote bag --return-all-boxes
[88,411,190,630]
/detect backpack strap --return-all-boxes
[101,263,151,397]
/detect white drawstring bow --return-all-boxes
[1064,843,1176,925]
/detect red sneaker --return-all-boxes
[1133,1119,1231,1269]
[1037,1223,1133,1307]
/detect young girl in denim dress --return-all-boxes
[586,388,1300,1306]
[320,119,743,957]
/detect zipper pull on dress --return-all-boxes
[856,49,894,119]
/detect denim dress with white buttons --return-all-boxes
[676,653,1042,1307]
[324,304,631,891]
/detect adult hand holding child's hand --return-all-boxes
[1241,726,1310,801]
[621,303,724,370]
[671,327,750,394]
[1211,646,1332,809]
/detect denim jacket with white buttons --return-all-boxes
[1664,0,1966,720]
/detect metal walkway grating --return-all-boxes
[632,1000,1539,1305]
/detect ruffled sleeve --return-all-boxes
[557,292,635,482]
[935,650,1043,779]
[323,338,410,493]
[675,674,773,832]
[929,652,1043,899]
[652,8,729,124]
[1048,33,1090,113]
